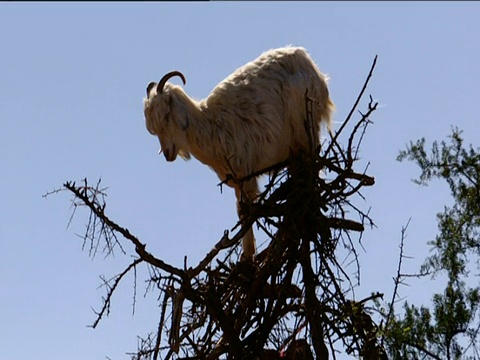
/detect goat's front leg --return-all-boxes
[234,179,259,261]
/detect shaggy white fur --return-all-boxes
[144,46,335,259]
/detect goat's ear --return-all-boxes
[171,95,190,131]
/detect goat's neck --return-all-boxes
[171,89,212,160]
[185,103,230,178]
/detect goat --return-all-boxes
[143,46,335,260]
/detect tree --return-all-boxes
[48,57,388,359]
[379,128,480,359]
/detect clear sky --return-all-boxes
[1,2,479,359]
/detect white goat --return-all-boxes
[143,46,335,260]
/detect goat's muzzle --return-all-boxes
[163,145,177,162]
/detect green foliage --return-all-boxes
[382,128,480,359]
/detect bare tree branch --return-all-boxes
[55,55,383,359]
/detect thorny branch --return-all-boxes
[64,179,186,280]
[50,55,383,359]
[326,54,378,155]
[91,258,143,329]
[384,219,412,335]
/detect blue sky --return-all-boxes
[1,2,479,359]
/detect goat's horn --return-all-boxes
[146,81,156,97]
[157,71,186,94]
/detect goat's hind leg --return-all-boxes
[234,179,259,261]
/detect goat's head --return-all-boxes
[143,71,191,162]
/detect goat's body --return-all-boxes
[195,47,332,180]
[144,46,334,259]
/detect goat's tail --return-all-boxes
[324,97,336,135]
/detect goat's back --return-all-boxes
[204,46,334,176]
